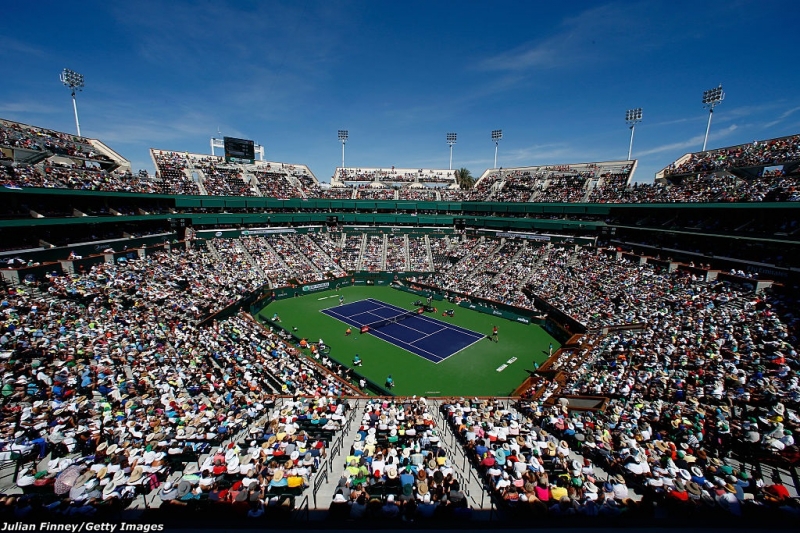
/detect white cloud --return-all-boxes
[0,101,61,116]
[475,3,656,73]
[635,124,739,157]
[762,105,800,129]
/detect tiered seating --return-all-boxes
[429,237,452,270]
[265,235,322,283]
[340,234,363,270]
[398,187,438,201]
[253,170,300,198]
[329,398,471,523]
[0,164,157,193]
[309,186,355,199]
[152,150,200,195]
[360,235,384,271]
[586,172,633,202]
[0,119,112,163]
[407,236,431,272]
[208,238,266,290]
[357,187,396,200]
[488,244,545,308]
[424,238,499,295]
[334,167,456,187]
[529,175,588,202]
[385,235,407,271]
[664,134,800,177]
[304,232,347,276]
[233,236,288,286]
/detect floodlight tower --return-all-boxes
[338,130,348,170]
[701,84,724,152]
[491,129,503,169]
[60,68,84,136]
[446,133,457,170]
[625,108,643,160]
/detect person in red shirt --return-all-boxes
[667,479,690,502]
[762,472,790,503]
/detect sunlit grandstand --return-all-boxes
[1,116,799,531]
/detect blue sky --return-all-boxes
[2,1,799,183]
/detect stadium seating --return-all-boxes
[1,117,799,527]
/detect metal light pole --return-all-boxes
[338,130,348,170]
[625,108,643,160]
[60,68,84,136]
[702,85,724,152]
[446,133,457,170]
[491,129,503,169]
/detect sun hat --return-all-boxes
[160,481,178,501]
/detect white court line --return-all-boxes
[367,327,444,362]
[404,322,487,359]
[323,297,484,364]
[321,299,392,326]
[366,298,485,339]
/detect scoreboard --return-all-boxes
[223,137,255,163]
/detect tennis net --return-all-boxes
[363,308,422,331]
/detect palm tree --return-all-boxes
[455,167,474,190]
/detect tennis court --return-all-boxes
[321,298,486,363]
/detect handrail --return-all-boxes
[330,439,341,471]
[312,462,329,509]
[294,494,309,521]
[468,466,486,509]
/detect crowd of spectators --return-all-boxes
[0,120,111,163]
[236,236,294,287]
[207,239,269,292]
[253,171,298,199]
[429,237,453,271]
[0,221,798,525]
[357,188,397,201]
[339,234,363,271]
[3,117,800,207]
[194,161,256,197]
[442,393,799,523]
[336,168,455,186]
[304,233,347,277]
[152,151,200,195]
[528,176,590,203]
[283,233,345,278]
[665,135,800,176]
[262,235,325,284]
[385,235,408,272]
[361,236,385,272]
[422,238,502,296]
[308,187,356,200]
[397,187,439,201]
[0,163,159,193]
[328,397,471,523]
[407,236,432,272]
[0,242,367,518]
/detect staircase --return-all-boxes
[205,240,222,262]
[356,234,368,271]
[381,234,388,271]
[424,235,434,271]
[520,245,550,286]
[490,242,528,284]
[243,173,261,196]
[187,167,208,196]
[281,235,322,275]
[259,238,291,272]
[235,241,269,284]
[403,234,410,271]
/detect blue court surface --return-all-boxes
[321,298,486,363]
